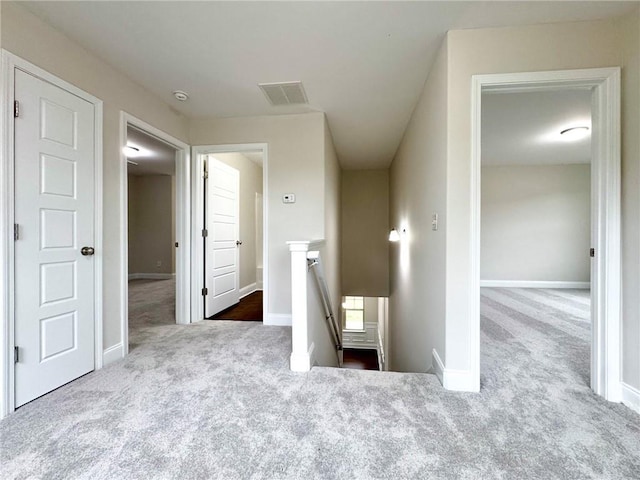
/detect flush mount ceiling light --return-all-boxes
[560,126,590,140]
[173,90,189,101]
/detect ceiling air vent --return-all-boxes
[258,81,308,106]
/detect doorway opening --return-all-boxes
[470,68,621,401]
[119,113,191,358]
[205,152,264,321]
[192,144,268,324]
[480,88,593,391]
[126,126,178,350]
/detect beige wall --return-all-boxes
[620,9,640,389]
[127,175,175,275]
[211,153,263,291]
[189,113,331,318]
[2,3,189,349]
[341,169,389,297]
[389,37,448,373]
[313,118,342,365]
[481,165,591,283]
[445,18,638,383]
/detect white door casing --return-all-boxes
[14,69,96,407]
[205,157,240,317]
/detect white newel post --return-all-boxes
[287,240,324,372]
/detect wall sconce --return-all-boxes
[389,228,401,242]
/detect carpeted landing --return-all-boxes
[1,287,640,479]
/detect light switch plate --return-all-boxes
[283,193,296,203]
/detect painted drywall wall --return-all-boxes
[444,18,635,382]
[341,169,389,297]
[389,37,448,373]
[320,118,342,357]
[211,153,263,291]
[481,165,591,283]
[620,8,640,390]
[127,175,175,275]
[189,113,331,321]
[1,3,189,350]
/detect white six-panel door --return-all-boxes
[14,69,96,407]
[205,157,240,317]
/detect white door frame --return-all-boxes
[470,67,621,401]
[192,144,268,323]
[119,112,191,356]
[0,50,104,418]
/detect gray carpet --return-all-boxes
[1,286,640,479]
[128,278,177,352]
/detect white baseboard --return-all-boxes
[432,348,479,392]
[290,342,314,372]
[103,343,124,366]
[432,349,445,384]
[265,313,291,326]
[239,283,258,299]
[621,382,640,414]
[480,280,590,289]
[128,273,175,281]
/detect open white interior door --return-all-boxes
[205,156,240,317]
[14,69,96,407]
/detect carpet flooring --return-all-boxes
[210,291,263,321]
[1,286,640,479]
[128,278,176,352]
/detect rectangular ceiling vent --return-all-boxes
[258,81,308,106]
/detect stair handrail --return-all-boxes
[306,251,343,365]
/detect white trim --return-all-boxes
[239,283,258,299]
[119,112,191,365]
[128,273,175,281]
[621,383,640,415]
[432,349,475,391]
[290,342,315,372]
[102,343,124,366]
[342,322,378,349]
[265,314,292,326]
[432,349,445,386]
[470,68,621,401]
[480,280,590,289]
[0,50,104,418]
[192,144,269,324]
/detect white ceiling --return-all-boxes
[482,90,592,166]
[126,126,177,176]
[23,1,636,169]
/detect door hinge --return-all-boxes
[202,287,208,296]
[590,248,595,258]
[14,346,19,363]
[203,171,209,179]
[14,100,19,118]
[14,224,19,241]
[202,229,208,238]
